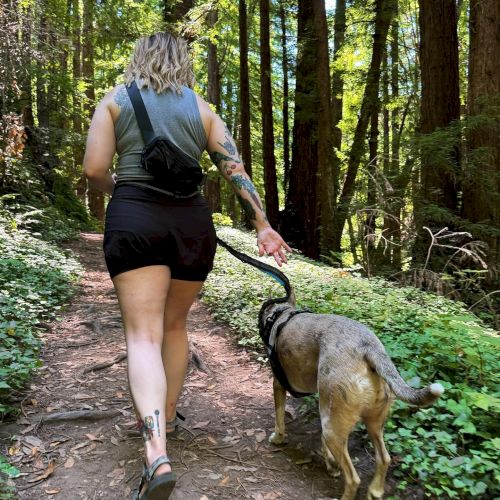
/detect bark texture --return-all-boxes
[281,0,320,258]
[462,0,500,277]
[260,0,279,227]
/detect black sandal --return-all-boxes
[134,455,176,500]
[165,411,186,438]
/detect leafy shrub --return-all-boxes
[0,214,82,416]
[203,227,500,499]
[212,212,233,226]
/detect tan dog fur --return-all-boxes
[260,292,443,500]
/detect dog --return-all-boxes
[258,291,444,500]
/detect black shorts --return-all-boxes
[103,184,217,281]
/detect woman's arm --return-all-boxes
[203,104,291,265]
[83,94,117,195]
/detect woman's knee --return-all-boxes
[126,328,164,345]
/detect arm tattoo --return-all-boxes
[230,174,263,210]
[209,151,241,170]
[113,85,129,108]
[217,124,237,155]
[237,194,256,221]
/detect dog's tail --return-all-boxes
[365,349,444,407]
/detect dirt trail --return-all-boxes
[2,233,397,500]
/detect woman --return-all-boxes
[83,32,290,499]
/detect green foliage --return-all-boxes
[0,453,17,499]
[212,212,233,226]
[0,208,82,417]
[203,227,500,498]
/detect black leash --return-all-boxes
[216,237,291,298]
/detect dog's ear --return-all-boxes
[287,288,296,307]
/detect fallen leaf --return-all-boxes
[64,457,75,468]
[294,457,312,465]
[207,436,217,445]
[255,431,266,443]
[71,441,89,452]
[8,446,20,456]
[245,429,256,437]
[23,436,43,448]
[116,391,124,398]
[85,433,102,442]
[225,465,257,472]
[245,477,259,483]
[110,437,119,446]
[192,420,210,429]
[33,458,45,470]
[30,399,38,406]
[20,423,38,435]
[200,496,209,500]
[45,489,60,495]
[218,475,230,486]
[27,460,55,483]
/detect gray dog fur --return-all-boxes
[260,292,444,500]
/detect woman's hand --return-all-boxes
[257,227,292,267]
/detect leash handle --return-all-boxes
[216,237,292,297]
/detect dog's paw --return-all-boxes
[366,488,384,499]
[269,432,285,445]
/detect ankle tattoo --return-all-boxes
[136,409,161,442]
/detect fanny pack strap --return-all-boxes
[126,81,156,144]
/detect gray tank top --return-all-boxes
[113,84,207,185]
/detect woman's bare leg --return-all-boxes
[113,265,172,478]
[162,279,204,423]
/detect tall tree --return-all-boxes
[330,0,396,256]
[281,0,320,258]
[83,0,104,222]
[313,0,334,255]
[72,0,86,202]
[462,0,500,278]
[279,0,291,192]
[413,0,460,268]
[259,0,279,227]
[331,0,346,207]
[205,7,222,213]
[239,0,252,178]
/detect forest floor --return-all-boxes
[1,233,408,500]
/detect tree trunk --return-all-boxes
[313,0,335,256]
[413,0,460,268]
[36,4,49,129]
[239,0,252,179]
[462,0,500,280]
[259,0,279,227]
[279,0,291,193]
[331,0,396,255]
[331,0,346,208]
[83,0,104,222]
[205,7,222,213]
[281,0,320,258]
[388,7,402,269]
[72,0,86,202]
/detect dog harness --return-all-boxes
[260,307,314,398]
[216,238,313,398]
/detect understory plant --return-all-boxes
[202,226,499,499]
[0,204,82,491]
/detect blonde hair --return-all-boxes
[124,32,195,93]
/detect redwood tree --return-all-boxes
[462,0,500,279]
[281,0,320,258]
[259,0,279,227]
[413,0,460,268]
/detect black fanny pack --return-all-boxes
[126,81,204,198]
